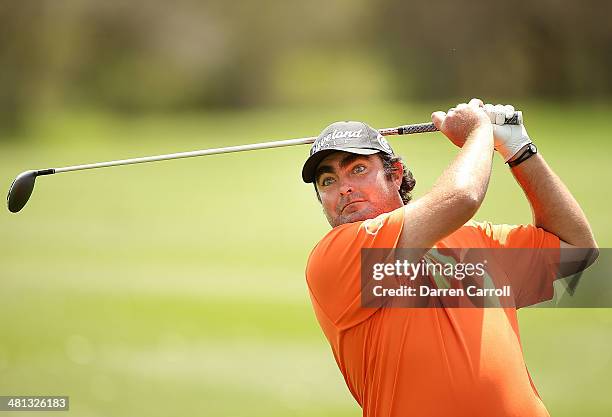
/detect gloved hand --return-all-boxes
[484,103,532,162]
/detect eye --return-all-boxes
[320,176,335,187]
[353,164,366,174]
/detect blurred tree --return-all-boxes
[0,1,48,134]
[0,0,610,137]
[374,0,612,100]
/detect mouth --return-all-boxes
[341,200,367,213]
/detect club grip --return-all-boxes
[386,110,523,136]
[503,111,523,125]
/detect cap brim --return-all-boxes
[301,147,380,183]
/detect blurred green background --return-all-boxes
[1,1,611,416]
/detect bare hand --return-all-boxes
[431,98,491,148]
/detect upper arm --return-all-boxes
[495,223,598,279]
[477,222,598,307]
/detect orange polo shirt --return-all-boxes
[306,206,560,417]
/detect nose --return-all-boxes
[339,180,353,196]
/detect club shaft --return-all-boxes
[42,110,522,174]
[53,136,318,174]
[50,122,438,174]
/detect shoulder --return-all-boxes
[304,210,405,331]
[437,220,499,248]
[440,220,559,249]
[463,220,513,243]
[306,208,406,284]
[308,208,405,263]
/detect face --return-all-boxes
[315,151,404,227]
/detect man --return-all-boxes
[302,99,598,416]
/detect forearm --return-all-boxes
[509,151,597,247]
[400,125,494,248]
[436,125,494,205]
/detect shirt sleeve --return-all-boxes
[306,207,405,332]
[469,221,561,308]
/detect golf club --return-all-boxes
[6,112,522,213]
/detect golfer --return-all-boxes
[302,98,598,416]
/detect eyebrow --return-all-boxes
[315,154,368,183]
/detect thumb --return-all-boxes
[431,111,446,130]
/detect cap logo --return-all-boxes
[321,128,363,143]
[312,129,363,154]
[377,134,392,153]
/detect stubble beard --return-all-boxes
[326,204,382,228]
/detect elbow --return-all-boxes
[452,188,483,220]
[458,187,484,213]
[580,246,599,272]
[588,246,599,268]
[579,235,599,266]
[577,243,599,271]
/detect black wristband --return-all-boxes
[507,143,537,168]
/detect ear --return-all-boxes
[313,183,322,204]
[392,161,403,189]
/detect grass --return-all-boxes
[1,100,611,416]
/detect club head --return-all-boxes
[7,170,38,213]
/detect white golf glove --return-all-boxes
[484,103,532,162]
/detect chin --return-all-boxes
[333,207,379,227]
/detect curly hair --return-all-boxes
[314,153,416,205]
[379,153,416,205]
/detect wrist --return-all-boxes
[507,144,530,163]
[507,143,538,168]
[467,123,493,141]
[493,124,532,161]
